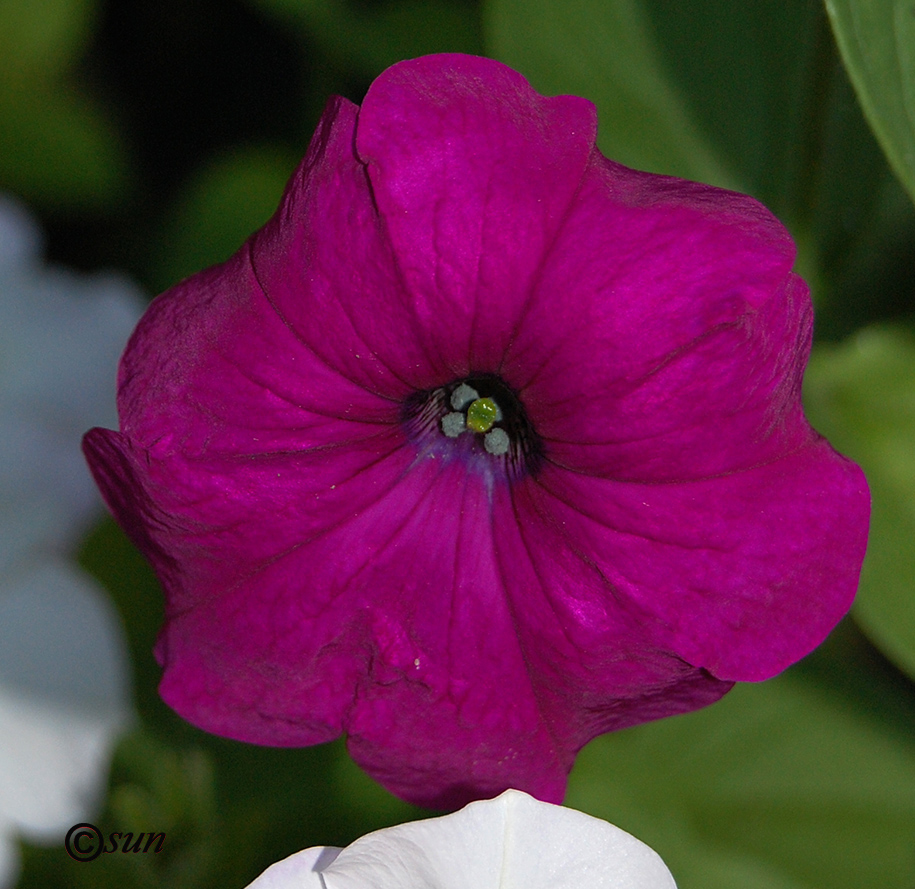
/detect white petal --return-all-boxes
[497,789,676,889]
[323,794,505,889]
[0,561,130,839]
[0,195,136,886]
[0,560,130,708]
[245,846,341,888]
[245,790,676,889]
[0,266,142,433]
[0,204,144,562]
[0,195,41,268]
[0,685,123,839]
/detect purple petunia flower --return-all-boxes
[83,54,869,809]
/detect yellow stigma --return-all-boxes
[466,397,499,433]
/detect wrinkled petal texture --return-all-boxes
[245,790,675,889]
[83,54,869,807]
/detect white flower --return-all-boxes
[245,789,676,889]
[0,195,142,567]
[0,194,142,886]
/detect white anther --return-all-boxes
[484,427,510,455]
[441,412,466,438]
[450,383,479,411]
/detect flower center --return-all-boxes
[402,375,542,479]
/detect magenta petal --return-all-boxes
[509,156,811,480]
[116,241,400,461]
[245,96,437,396]
[83,53,870,808]
[495,483,734,735]
[354,54,597,374]
[92,428,574,806]
[520,440,868,682]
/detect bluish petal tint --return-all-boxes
[83,53,869,808]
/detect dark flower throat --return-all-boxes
[402,374,543,480]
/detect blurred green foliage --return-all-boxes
[4,0,915,887]
[806,328,915,681]
[567,664,915,889]
[0,0,130,211]
[149,144,300,292]
[250,0,483,77]
[486,0,738,188]
[825,0,915,207]
[487,0,915,340]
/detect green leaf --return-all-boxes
[639,1,825,213]
[804,326,915,680]
[824,0,915,206]
[638,2,897,277]
[483,0,739,188]
[566,672,915,889]
[486,0,915,332]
